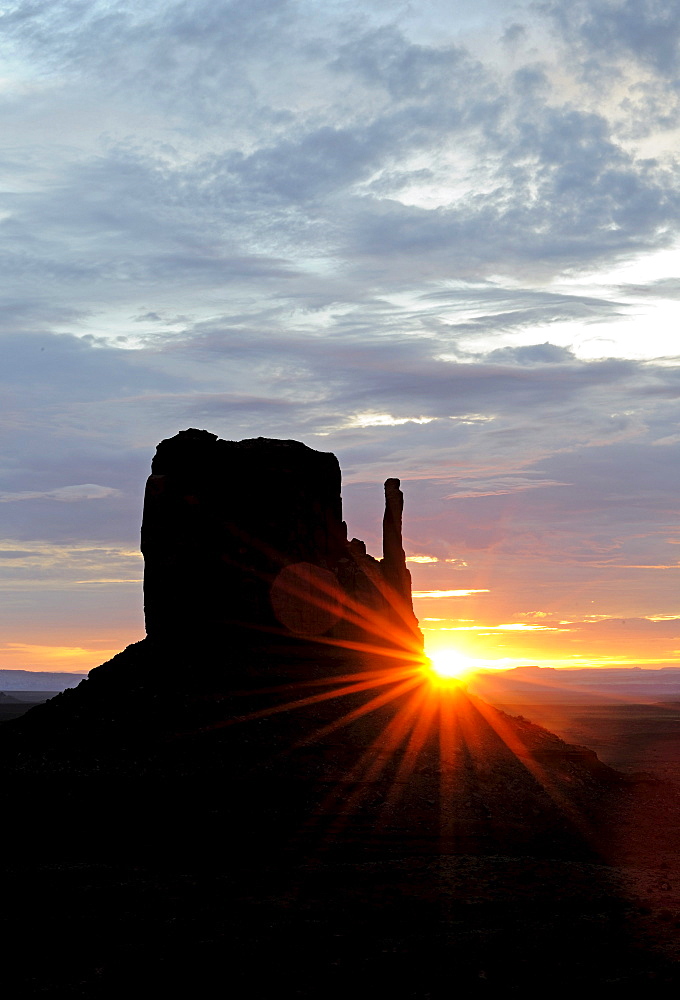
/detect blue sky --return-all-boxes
[1,0,679,672]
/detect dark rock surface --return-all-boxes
[382,477,412,602]
[142,430,344,641]
[142,428,421,651]
[1,430,678,993]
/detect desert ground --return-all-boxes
[493,700,680,783]
[1,676,679,994]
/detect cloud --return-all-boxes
[3,3,677,331]
[0,540,143,589]
[331,22,486,103]
[485,343,586,365]
[0,485,120,503]
[444,476,570,499]
[345,413,436,428]
[0,641,123,672]
[540,1,680,143]
[544,0,680,77]
[413,589,490,599]
[425,622,565,631]
[618,278,680,299]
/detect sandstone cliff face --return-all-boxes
[141,428,421,652]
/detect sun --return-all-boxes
[425,647,475,685]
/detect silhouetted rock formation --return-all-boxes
[1,431,426,754]
[1,432,623,794]
[1,430,650,858]
[1,429,633,866]
[143,431,341,640]
[142,429,421,651]
[2,431,679,994]
[382,478,411,603]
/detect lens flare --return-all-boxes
[426,647,475,684]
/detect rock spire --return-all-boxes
[382,478,413,608]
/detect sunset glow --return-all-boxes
[426,648,476,684]
[213,628,589,849]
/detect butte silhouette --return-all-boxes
[3,428,622,855]
[2,430,677,993]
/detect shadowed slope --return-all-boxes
[2,636,622,863]
[3,641,677,993]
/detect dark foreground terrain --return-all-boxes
[4,851,676,996]
[2,643,679,995]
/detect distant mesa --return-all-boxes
[0,670,85,692]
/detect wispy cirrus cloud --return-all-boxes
[0,485,120,503]
[444,476,570,499]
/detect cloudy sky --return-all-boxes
[1,0,679,674]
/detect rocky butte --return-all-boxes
[141,428,421,654]
[0,428,429,762]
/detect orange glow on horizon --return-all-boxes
[425,647,476,685]
[0,639,130,674]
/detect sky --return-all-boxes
[1,0,679,675]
